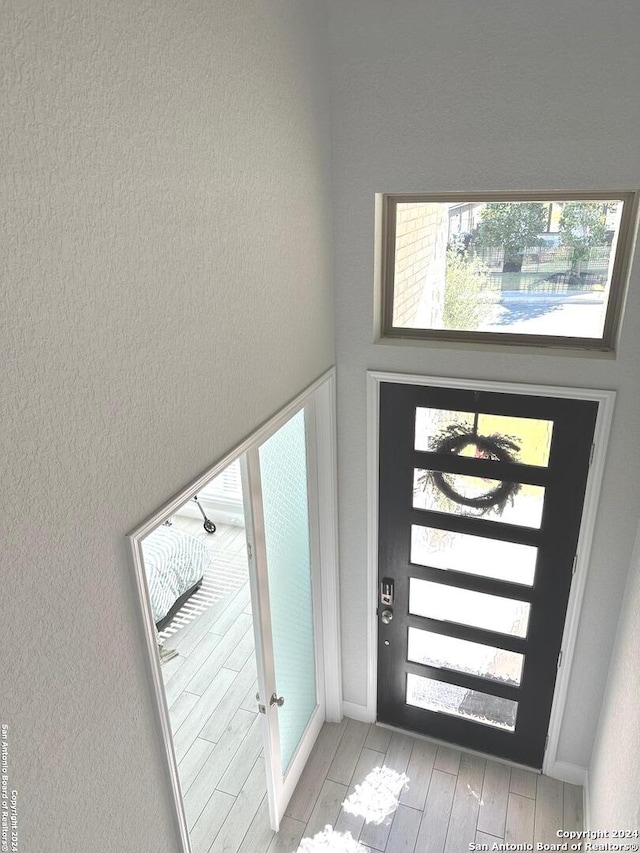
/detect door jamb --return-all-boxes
[127,367,341,853]
[366,370,615,781]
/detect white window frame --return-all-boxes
[127,368,341,852]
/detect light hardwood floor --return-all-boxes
[278,720,583,852]
[159,520,263,853]
[159,524,583,853]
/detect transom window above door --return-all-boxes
[378,191,639,351]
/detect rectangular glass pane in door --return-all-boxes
[259,409,317,772]
[406,673,518,731]
[410,525,537,585]
[407,627,524,685]
[409,578,531,638]
[414,408,554,467]
[413,469,546,528]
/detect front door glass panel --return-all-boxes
[408,627,525,686]
[409,578,530,637]
[410,525,537,586]
[413,469,546,528]
[415,407,554,467]
[406,674,518,731]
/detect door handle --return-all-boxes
[257,692,285,713]
[381,609,393,624]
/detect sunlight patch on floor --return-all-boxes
[296,765,410,851]
[342,765,409,825]
[298,825,368,852]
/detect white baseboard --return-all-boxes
[547,760,587,786]
[342,700,375,723]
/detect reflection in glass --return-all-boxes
[415,407,553,467]
[406,673,518,731]
[413,469,545,529]
[410,525,537,586]
[409,578,530,638]
[408,627,524,686]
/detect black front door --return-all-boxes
[377,382,597,768]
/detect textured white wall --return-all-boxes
[327,0,640,770]
[587,521,640,828]
[1,1,333,850]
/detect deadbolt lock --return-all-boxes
[380,577,394,606]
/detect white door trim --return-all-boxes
[311,374,343,722]
[366,370,615,775]
[127,367,341,852]
[240,446,283,829]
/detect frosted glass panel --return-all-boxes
[413,469,545,529]
[410,578,530,638]
[259,409,317,773]
[410,525,537,586]
[406,674,518,731]
[408,627,524,686]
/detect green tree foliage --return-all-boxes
[559,202,607,274]
[477,202,547,273]
[443,249,495,330]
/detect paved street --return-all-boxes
[479,290,606,337]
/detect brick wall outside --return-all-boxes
[392,203,448,328]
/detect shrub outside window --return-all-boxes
[380,192,639,351]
